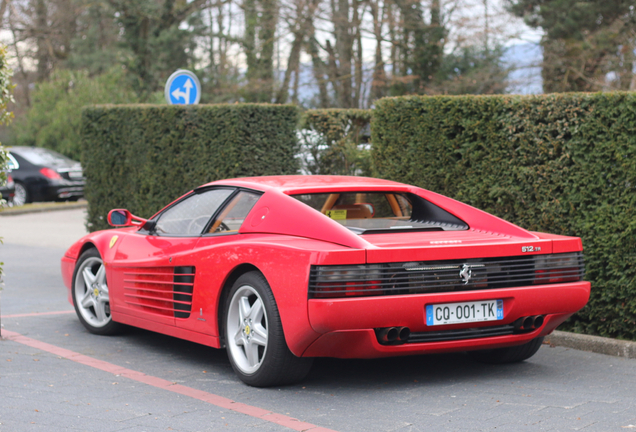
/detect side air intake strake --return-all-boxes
[309,252,584,298]
[123,266,196,318]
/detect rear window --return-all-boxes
[292,192,468,234]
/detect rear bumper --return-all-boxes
[47,182,84,200]
[55,186,84,199]
[31,181,84,201]
[303,281,590,358]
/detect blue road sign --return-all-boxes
[165,70,201,105]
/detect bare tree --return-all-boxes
[275,0,319,103]
[0,0,517,112]
[367,0,386,101]
[5,0,82,81]
[241,0,279,101]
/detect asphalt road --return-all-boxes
[1,209,635,432]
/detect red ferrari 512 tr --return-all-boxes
[61,176,590,387]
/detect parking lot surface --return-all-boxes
[1,209,635,431]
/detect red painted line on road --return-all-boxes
[1,310,75,318]
[1,329,337,432]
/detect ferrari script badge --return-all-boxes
[109,235,119,249]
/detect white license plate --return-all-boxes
[426,300,503,326]
[68,171,83,179]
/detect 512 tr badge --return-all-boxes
[522,245,541,252]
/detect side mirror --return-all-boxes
[107,209,156,231]
[108,209,132,226]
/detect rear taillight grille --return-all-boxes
[309,252,584,298]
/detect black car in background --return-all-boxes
[7,147,85,206]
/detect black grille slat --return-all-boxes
[309,252,585,298]
[407,325,516,343]
[173,266,195,318]
[311,262,581,276]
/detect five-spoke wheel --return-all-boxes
[224,272,313,387]
[226,285,269,374]
[72,248,121,335]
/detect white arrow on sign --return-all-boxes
[171,78,193,104]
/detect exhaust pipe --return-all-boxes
[523,316,535,330]
[376,327,399,343]
[532,315,544,328]
[397,326,410,342]
[514,315,546,332]
[376,327,410,344]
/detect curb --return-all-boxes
[545,330,636,359]
[0,201,87,216]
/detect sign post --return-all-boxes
[165,70,201,105]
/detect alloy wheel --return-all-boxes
[13,182,27,206]
[74,256,112,328]
[226,285,269,375]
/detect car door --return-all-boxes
[177,190,262,334]
[108,188,236,327]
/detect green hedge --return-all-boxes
[299,109,372,176]
[372,93,636,340]
[82,103,299,231]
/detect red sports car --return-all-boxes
[61,176,590,387]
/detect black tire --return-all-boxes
[71,248,123,335]
[223,271,313,387]
[468,336,544,364]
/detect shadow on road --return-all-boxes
[95,323,549,391]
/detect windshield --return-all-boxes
[292,192,468,234]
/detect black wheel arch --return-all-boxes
[77,242,97,259]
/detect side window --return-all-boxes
[209,191,260,233]
[154,188,234,236]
